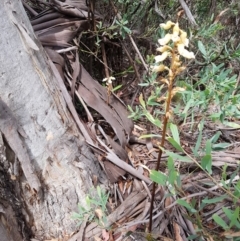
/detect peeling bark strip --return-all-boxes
[5,1,39,51]
[0,99,42,199]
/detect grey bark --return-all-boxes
[0,0,104,240]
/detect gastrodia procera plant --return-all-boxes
[152,21,195,118]
[152,21,195,79]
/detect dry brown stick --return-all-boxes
[178,0,197,26]
[121,40,141,84]
[101,42,110,79]
[120,40,145,107]
[128,36,148,71]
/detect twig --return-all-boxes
[178,0,197,26]
[66,77,94,123]
[56,46,78,54]
[120,40,142,85]
[120,41,144,107]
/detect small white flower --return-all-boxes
[103,76,115,85]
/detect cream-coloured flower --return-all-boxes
[172,34,180,42]
[179,30,189,47]
[173,22,180,35]
[154,51,169,63]
[172,22,180,42]
[151,64,166,72]
[160,21,175,30]
[103,76,115,85]
[158,33,172,45]
[177,44,195,59]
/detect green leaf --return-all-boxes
[222,163,228,180]
[201,154,212,174]
[127,105,134,113]
[123,26,131,34]
[212,214,228,230]
[223,207,234,220]
[167,137,183,152]
[139,134,161,139]
[168,169,178,186]
[139,93,146,109]
[177,199,197,213]
[85,195,91,207]
[144,111,162,128]
[150,170,167,185]
[167,156,174,170]
[229,207,239,228]
[165,151,192,162]
[199,201,207,211]
[193,120,204,155]
[182,98,193,114]
[212,143,231,150]
[97,186,101,198]
[210,131,221,143]
[169,123,180,145]
[112,84,122,92]
[205,140,212,155]
[198,40,207,56]
[202,195,227,204]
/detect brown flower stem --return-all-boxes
[101,42,111,105]
[149,46,177,232]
